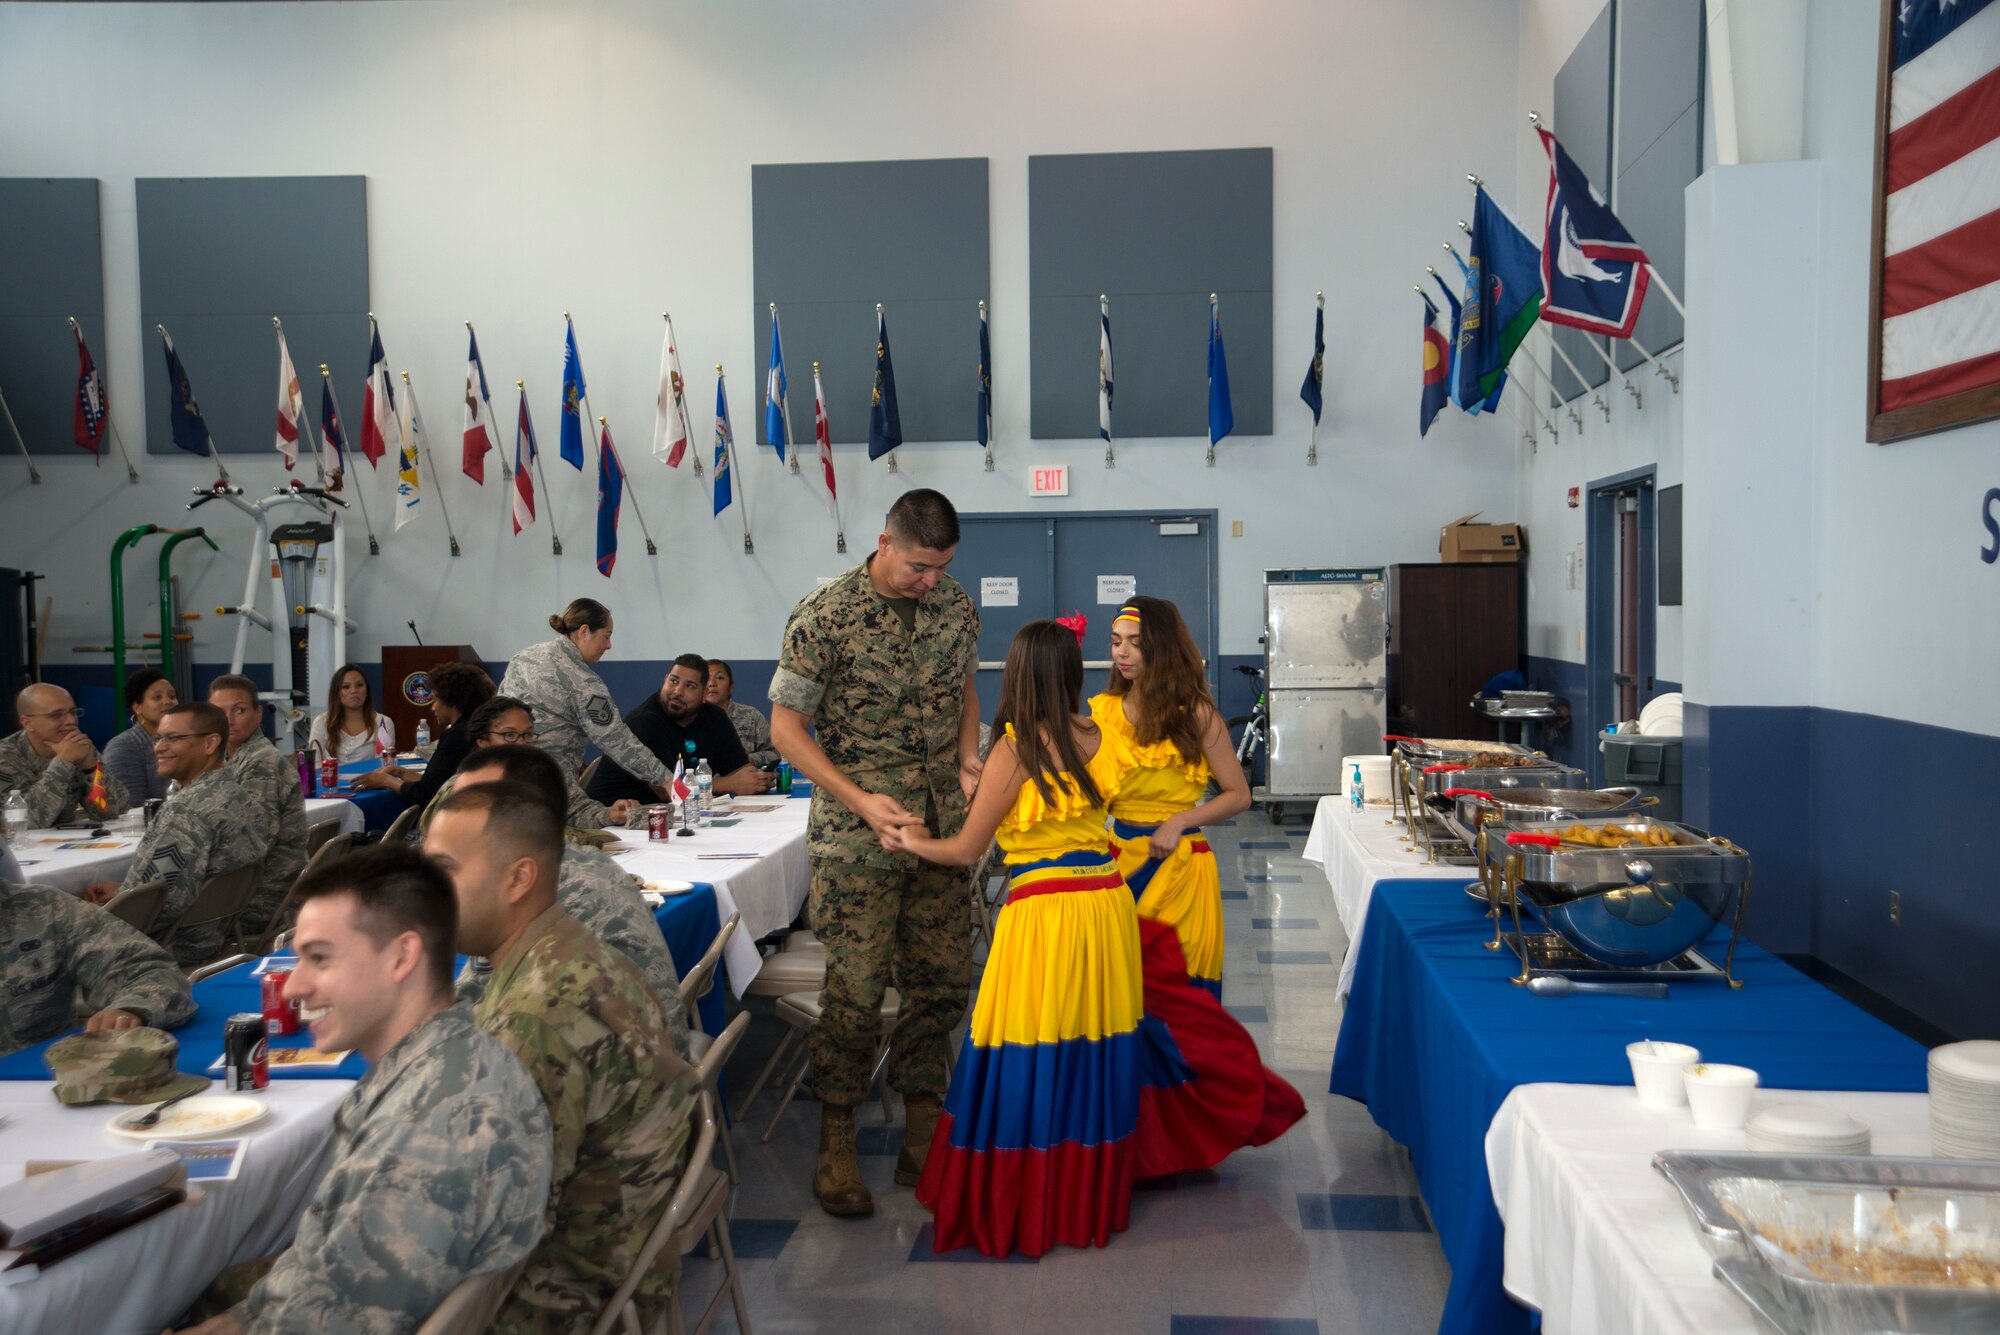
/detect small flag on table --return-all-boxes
[74,326,106,460]
[560,317,587,469]
[596,420,623,576]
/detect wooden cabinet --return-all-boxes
[1387,564,1522,742]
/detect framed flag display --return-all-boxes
[1867,0,2000,442]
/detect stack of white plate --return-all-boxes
[1929,1040,2000,1158]
[1744,1104,1871,1156]
[1637,692,1684,737]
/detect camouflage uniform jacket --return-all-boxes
[226,732,310,936]
[500,637,668,789]
[120,766,271,968]
[475,904,698,1334]
[0,881,195,1056]
[456,847,690,1058]
[0,730,128,827]
[770,558,980,871]
[724,699,779,768]
[235,1003,555,1335]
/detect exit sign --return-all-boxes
[1031,465,1069,496]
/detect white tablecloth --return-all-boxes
[606,798,812,996]
[13,798,360,898]
[1300,795,1476,995]
[0,1078,352,1335]
[1485,1081,1935,1335]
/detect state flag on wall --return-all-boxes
[462,330,500,484]
[713,371,736,515]
[320,373,347,487]
[1454,186,1541,409]
[74,327,107,459]
[359,321,399,467]
[560,317,588,469]
[1536,126,1651,338]
[596,421,623,576]
[160,329,214,462]
[1420,294,1450,437]
[868,308,902,461]
[1207,297,1234,447]
[512,388,538,535]
[653,314,695,470]
[273,327,303,471]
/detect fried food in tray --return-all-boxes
[1551,822,1681,849]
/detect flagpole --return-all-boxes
[1542,333,1612,422]
[401,371,461,556]
[719,363,753,554]
[1307,291,1323,465]
[598,415,658,556]
[771,304,800,476]
[466,322,511,479]
[1497,395,1538,452]
[319,363,376,553]
[519,379,563,555]
[274,318,327,488]
[1644,267,1686,319]
[0,387,41,484]
[1625,335,1682,392]
[667,313,703,477]
[815,359,848,554]
[1571,329,1645,408]
[69,317,138,482]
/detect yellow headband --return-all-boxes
[1114,605,1141,625]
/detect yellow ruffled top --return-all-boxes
[1087,693,1211,824]
[995,721,1131,865]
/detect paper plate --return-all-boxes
[107,1094,269,1142]
[643,879,696,896]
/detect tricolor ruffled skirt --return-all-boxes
[1111,818,1225,996]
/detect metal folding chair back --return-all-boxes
[160,862,261,952]
[382,802,422,845]
[103,879,169,936]
[306,816,342,857]
[676,912,740,1038]
[415,1266,522,1335]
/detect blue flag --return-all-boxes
[713,372,734,516]
[560,318,587,470]
[596,422,622,577]
[764,310,789,461]
[1454,186,1542,408]
[1421,294,1450,437]
[1207,298,1234,447]
[868,308,902,461]
[1299,303,1325,424]
[159,330,213,460]
[1440,253,1504,414]
[976,306,992,446]
[1536,126,1651,338]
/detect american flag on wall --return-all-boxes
[1869,0,2000,441]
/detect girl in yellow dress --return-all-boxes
[1090,596,1252,995]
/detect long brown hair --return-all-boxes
[326,663,378,742]
[1102,595,1210,765]
[993,621,1104,810]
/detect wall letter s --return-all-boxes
[1983,488,2000,564]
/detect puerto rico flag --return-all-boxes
[359,321,398,467]
[1873,0,2000,434]
[1536,126,1651,338]
[512,387,538,534]
[73,327,107,458]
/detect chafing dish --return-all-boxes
[1655,1151,2000,1333]
[1446,786,1654,909]
[1406,759,1581,863]
[1380,734,1541,855]
[1485,815,1753,985]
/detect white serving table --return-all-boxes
[1300,795,1478,995]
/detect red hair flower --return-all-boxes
[1055,611,1088,647]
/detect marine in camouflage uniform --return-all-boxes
[500,637,669,794]
[0,728,128,828]
[225,731,309,941]
[475,904,697,1334]
[771,556,979,1191]
[0,882,195,1056]
[457,844,689,1055]
[116,766,271,968]
[211,1003,555,1333]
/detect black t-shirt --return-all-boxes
[583,696,751,806]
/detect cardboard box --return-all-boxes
[1438,513,1525,564]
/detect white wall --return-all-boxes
[0,0,1523,672]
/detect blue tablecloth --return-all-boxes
[326,761,413,832]
[654,885,725,1035]
[1327,880,1930,1335]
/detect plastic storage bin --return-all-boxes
[1600,733,1683,820]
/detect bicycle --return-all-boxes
[1226,664,1269,787]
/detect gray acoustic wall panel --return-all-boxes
[1614,0,1701,370]
[1028,148,1272,440]
[1551,5,1614,401]
[752,158,989,448]
[136,176,369,457]
[0,179,106,456]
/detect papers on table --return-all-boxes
[144,1139,246,1183]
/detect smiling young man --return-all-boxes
[205,675,308,944]
[768,487,982,1216]
[0,683,127,825]
[176,843,553,1335]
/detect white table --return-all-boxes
[11,798,361,898]
[0,1078,352,1335]
[1485,1081,1934,1335]
[606,797,812,996]
[1300,795,1477,995]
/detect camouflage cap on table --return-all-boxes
[45,1027,211,1105]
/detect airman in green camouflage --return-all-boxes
[0,883,195,1056]
[0,684,127,826]
[428,779,697,1334]
[207,676,308,942]
[769,488,982,1217]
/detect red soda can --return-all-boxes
[321,756,338,793]
[647,805,672,840]
[262,968,299,1035]
[224,1014,270,1091]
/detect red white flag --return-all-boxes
[358,319,399,467]
[670,757,691,803]
[813,363,837,503]
[463,329,499,484]
[652,313,695,469]
[73,326,107,459]
[512,387,539,535]
[274,326,303,471]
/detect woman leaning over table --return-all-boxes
[307,664,396,766]
[497,598,675,802]
[100,667,177,805]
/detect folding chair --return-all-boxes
[677,913,740,1040]
[590,1017,753,1335]
[580,756,603,792]
[188,953,257,984]
[241,832,354,956]
[159,863,262,958]
[103,879,169,936]
[416,1265,522,1335]
[306,816,342,857]
[382,802,422,845]
[757,988,902,1143]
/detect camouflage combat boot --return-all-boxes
[895,1096,941,1187]
[815,1103,874,1217]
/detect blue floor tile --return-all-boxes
[692,1216,800,1259]
[856,1125,904,1156]
[1257,950,1334,965]
[1170,1319,1320,1335]
[1251,917,1320,930]
[1237,841,1292,850]
[1243,874,1304,884]
[907,1223,1039,1263]
[1221,889,1251,901]
[1297,1193,1433,1232]
[1224,1004,1269,1023]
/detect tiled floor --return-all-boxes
[679,808,1448,1334]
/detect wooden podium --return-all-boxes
[380,645,483,751]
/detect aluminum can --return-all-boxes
[262,969,299,1035]
[776,761,792,794]
[647,805,672,840]
[320,756,339,793]
[224,1014,270,1091]
[143,798,165,829]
